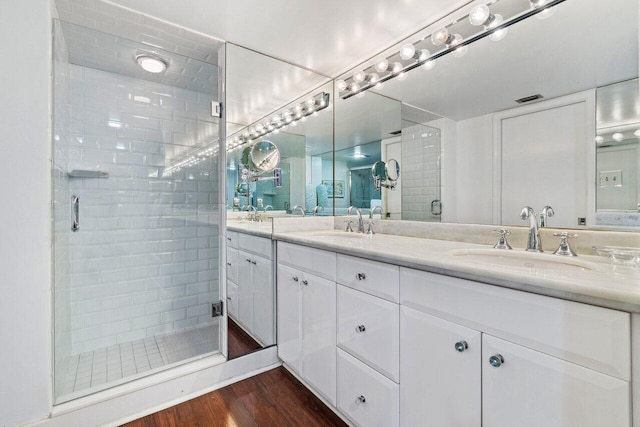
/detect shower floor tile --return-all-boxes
[57,323,219,398]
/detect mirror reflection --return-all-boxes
[335,0,638,229]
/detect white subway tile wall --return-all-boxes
[401,122,442,222]
[56,63,221,355]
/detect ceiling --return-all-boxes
[99,0,473,77]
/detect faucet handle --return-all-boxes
[493,228,512,250]
[366,220,375,235]
[344,219,354,233]
[553,232,578,257]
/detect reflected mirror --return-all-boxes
[249,140,281,173]
[335,0,638,229]
[387,159,400,182]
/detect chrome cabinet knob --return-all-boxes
[356,273,366,280]
[489,354,504,367]
[292,276,299,282]
[355,395,366,405]
[355,325,366,333]
[226,262,231,266]
[246,258,251,262]
[251,260,256,265]
[227,237,232,241]
[302,280,309,285]
[454,340,468,352]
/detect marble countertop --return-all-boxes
[272,229,640,313]
[227,220,273,238]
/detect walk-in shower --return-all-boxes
[52,20,225,403]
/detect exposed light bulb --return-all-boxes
[423,60,435,70]
[356,92,365,99]
[273,129,280,134]
[400,43,416,60]
[469,4,491,26]
[397,72,408,81]
[256,124,264,132]
[530,0,546,8]
[290,121,297,127]
[453,45,468,58]
[595,136,604,144]
[350,82,361,93]
[375,59,389,73]
[431,27,450,46]
[368,73,380,85]
[306,98,315,106]
[353,71,366,83]
[375,82,385,89]
[488,14,508,41]
[418,49,431,62]
[634,129,640,137]
[391,62,403,74]
[448,33,463,47]
[612,132,624,141]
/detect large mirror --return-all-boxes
[224,45,333,360]
[334,0,638,229]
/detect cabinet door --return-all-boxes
[482,334,630,427]
[252,255,274,345]
[227,280,238,318]
[237,250,253,330]
[400,307,481,427]
[226,247,238,283]
[276,263,303,375]
[302,271,337,406]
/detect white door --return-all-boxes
[482,334,630,427]
[500,101,587,227]
[237,250,253,330]
[276,264,303,374]
[384,141,402,219]
[302,271,337,405]
[252,255,273,345]
[400,307,481,427]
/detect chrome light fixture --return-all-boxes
[337,0,565,100]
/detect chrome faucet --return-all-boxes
[540,205,554,228]
[292,205,305,216]
[347,206,365,233]
[369,206,383,219]
[265,205,273,212]
[520,206,543,252]
[247,205,259,221]
[313,205,324,216]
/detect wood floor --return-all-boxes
[122,367,347,427]
[228,318,263,360]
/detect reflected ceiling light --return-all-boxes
[634,129,640,137]
[337,0,564,100]
[135,54,168,73]
[595,136,604,144]
[612,133,625,142]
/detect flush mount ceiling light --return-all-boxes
[136,54,168,73]
[337,0,565,100]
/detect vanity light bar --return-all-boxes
[162,91,330,176]
[338,0,566,100]
[225,91,330,152]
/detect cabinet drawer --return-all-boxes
[400,268,631,380]
[277,242,336,280]
[225,230,239,248]
[239,233,272,259]
[338,285,399,382]
[337,348,399,427]
[337,254,399,302]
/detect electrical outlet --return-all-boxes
[599,170,623,187]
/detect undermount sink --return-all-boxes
[310,230,368,239]
[450,248,595,272]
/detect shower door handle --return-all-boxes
[71,195,80,232]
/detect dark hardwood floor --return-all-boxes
[122,367,347,427]
[228,317,263,360]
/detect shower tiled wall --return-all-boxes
[63,64,220,353]
[401,121,441,222]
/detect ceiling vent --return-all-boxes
[515,94,544,104]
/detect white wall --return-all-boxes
[0,0,53,425]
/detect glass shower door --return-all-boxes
[53,20,226,403]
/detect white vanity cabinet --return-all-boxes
[227,231,274,346]
[277,243,337,405]
[400,267,631,427]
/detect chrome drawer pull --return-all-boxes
[302,280,309,285]
[292,276,299,282]
[355,325,366,333]
[355,395,366,405]
[227,262,232,266]
[489,354,504,368]
[71,195,79,232]
[356,273,366,280]
[454,340,468,352]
